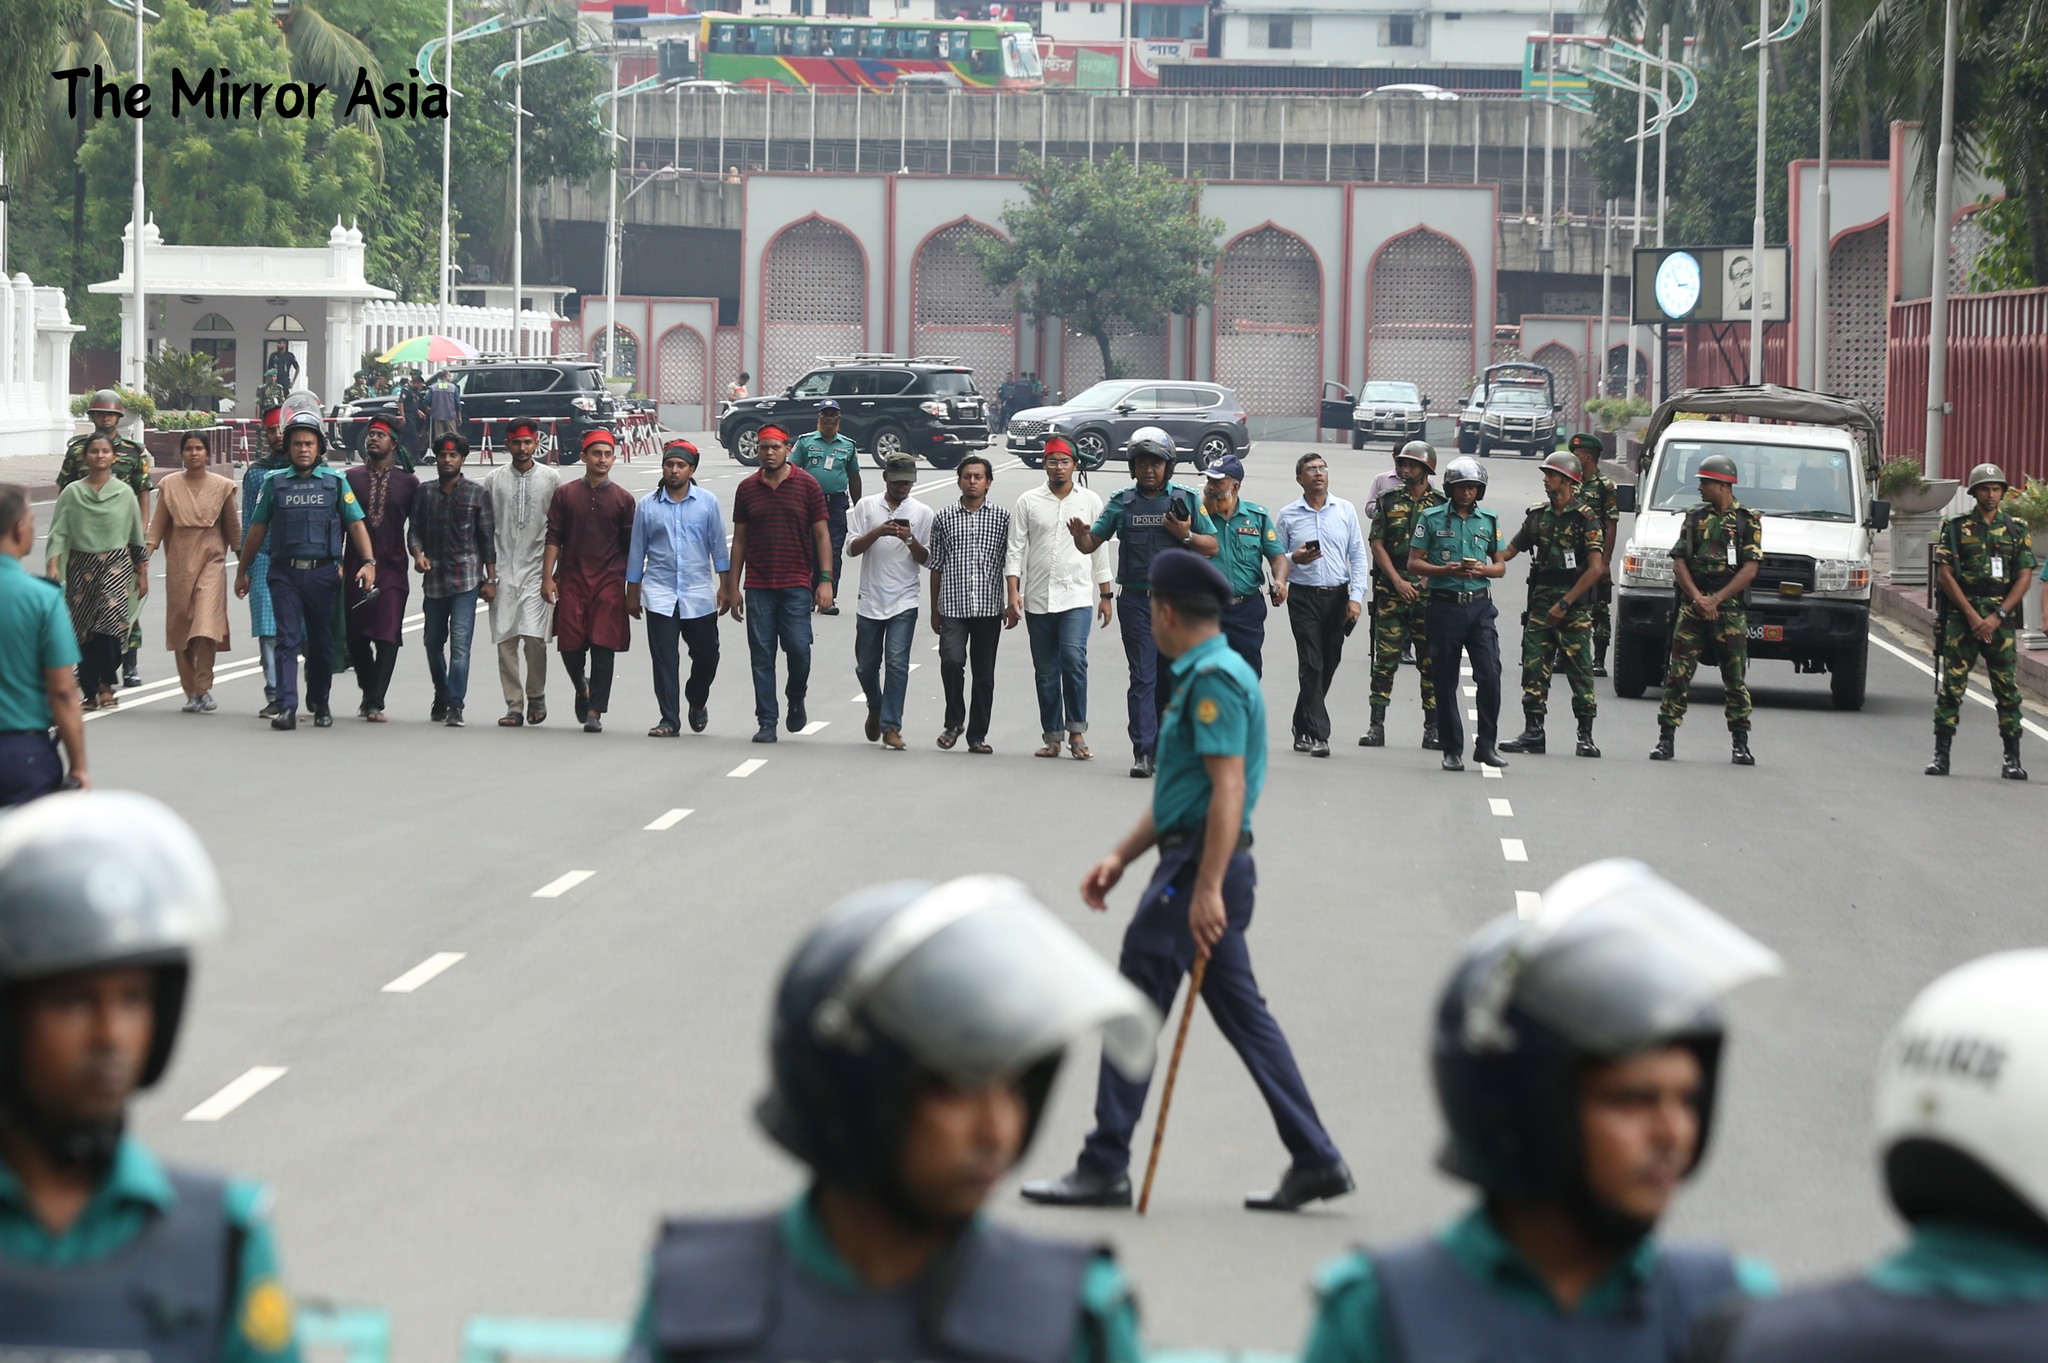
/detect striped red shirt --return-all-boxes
[733,466,827,590]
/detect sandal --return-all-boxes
[937,727,961,750]
[97,690,118,710]
[647,723,680,737]
[528,701,546,726]
[365,711,388,723]
[499,710,524,727]
[1035,743,1062,758]
[1069,737,1092,760]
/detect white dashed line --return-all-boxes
[645,808,694,831]
[1481,765,1503,779]
[908,663,921,671]
[532,870,595,899]
[1463,685,1477,698]
[1868,632,2048,741]
[797,720,830,735]
[729,758,768,778]
[1489,798,1513,817]
[382,952,466,993]
[1515,890,1543,919]
[1500,838,1528,862]
[1467,709,1479,721]
[1460,664,1473,675]
[184,1066,287,1121]
[850,693,868,703]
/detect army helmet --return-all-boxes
[1696,454,1740,485]
[1396,439,1438,475]
[1966,464,2009,495]
[86,388,125,417]
[1124,425,1177,471]
[1541,452,1583,484]
[1443,456,1489,499]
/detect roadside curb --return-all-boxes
[1871,575,2048,705]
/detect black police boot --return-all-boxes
[271,709,298,731]
[1441,748,1465,772]
[1020,1168,1133,1208]
[2002,734,2029,781]
[1592,642,1609,678]
[1129,751,1155,779]
[1359,705,1386,747]
[1420,711,1440,750]
[1575,718,1601,758]
[1730,724,1755,766]
[122,648,141,688]
[1499,712,1545,754]
[1650,725,1676,761]
[311,702,333,728]
[1245,1157,1356,1212]
[1472,744,1510,769]
[1925,731,1952,777]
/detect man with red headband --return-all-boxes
[343,414,418,721]
[486,418,562,726]
[731,424,832,744]
[544,428,636,733]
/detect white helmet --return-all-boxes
[1875,950,2048,1234]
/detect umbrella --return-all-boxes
[378,335,478,365]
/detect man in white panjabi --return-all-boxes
[486,419,563,726]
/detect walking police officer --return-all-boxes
[790,399,863,615]
[1408,457,1508,772]
[1363,440,1442,750]
[1302,859,1781,1363]
[1693,949,2048,1362]
[235,410,376,729]
[1201,454,1289,676]
[1023,550,1352,1214]
[0,792,302,1363]
[1570,433,1621,677]
[1068,428,1219,778]
[1927,463,2035,780]
[57,389,152,687]
[1652,454,1761,766]
[1499,452,1607,759]
[622,874,1154,1363]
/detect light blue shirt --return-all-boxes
[627,482,729,619]
[1278,494,1369,603]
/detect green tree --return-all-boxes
[974,151,1222,380]
[146,345,233,409]
[0,0,87,170]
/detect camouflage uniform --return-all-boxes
[57,430,153,658]
[1931,508,2038,738]
[1658,500,1763,730]
[1575,469,1621,658]
[257,378,287,415]
[1509,500,1605,720]
[342,380,372,403]
[1367,483,1442,714]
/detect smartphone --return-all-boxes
[889,518,909,527]
[350,585,382,608]
[1304,539,1322,552]
[1342,617,1357,637]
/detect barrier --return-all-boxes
[459,1317,1287,1363]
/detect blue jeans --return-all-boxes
[854,608,918,731]
[745,586,814,728]
[1025,607,1091,741]
[422,588,479,708]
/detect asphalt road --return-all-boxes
[30,438,2048,1358]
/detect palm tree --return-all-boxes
[200,0,387,167]
[1598,0,1755,62]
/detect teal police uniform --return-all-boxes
[0,553,80,805]
[1411,499,1506,763]
[791,427,860,591]
[1206,486,1284,677]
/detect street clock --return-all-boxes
[1654,250,1703,319]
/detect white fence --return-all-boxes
[0,273,82,459]
[361,301,554,362]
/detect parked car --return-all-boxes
[1317,380,1429,449]
[717,356,990,467]
[337,358,616,462]
[1005,381,1250,471]
[1471,361,1561,458]
[1455,381,1487,454]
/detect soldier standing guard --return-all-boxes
[57,390,152,687]
[1362,440,1442,749]
[1498,453,1607,759]
[1651,454,1761,766]
[1927,463,2036,780]
[1569,434,1621,676]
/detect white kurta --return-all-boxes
[487,461,563,642]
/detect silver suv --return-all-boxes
[1006,380,1250,471]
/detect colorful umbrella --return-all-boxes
[377,335,478,365]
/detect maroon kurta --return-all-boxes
[345,464,418,644]
[546,477,636,653]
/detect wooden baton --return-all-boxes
[1136,955,1208,1216]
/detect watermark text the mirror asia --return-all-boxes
[51,65,450,123]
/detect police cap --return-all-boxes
[1966,463,2009,494]
[1150,547,1231,612]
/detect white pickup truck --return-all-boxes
[1611,386,1891,711]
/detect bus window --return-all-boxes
[834,28,856,54]
[906,29,934,57]
[860,27,890,55]
[968,46,997,77]
[709,22,737,54]
[783,26,811,55]
[1002,33,1041,79]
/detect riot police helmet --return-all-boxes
[0,792,227,1094]
[1430,860,1781,1212]
[1396,440,1438,475]
[1878,950,2048,1246]
[1442,457,1489,499]
[1124,426,1177,471]
[1966,463,2009,495]
[1541,452,1584,484]
[86,389,126,417]
[1696,454,1740,485]
[282,408,327,453]
[758,875,1157,1194]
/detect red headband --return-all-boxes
[364,414,398,435]
[581,428,616,452]
[262,407,283,428]
[663,438,701,463]
[757,425,789,445]
[506,419,540,439]
[1042,435,1074,456]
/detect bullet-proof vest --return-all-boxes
[270,473,346,560]
[1713,1277,2048,1363]
[1110,485,1198,588]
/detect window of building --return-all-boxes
[1054,1,1069,9]
[265,313,305,334]
[1088,2,1106,12]
[1134,3,1204,40]
[1387,14,1415,46]
[1267,16,1294,48]
[1553,14,1576,33]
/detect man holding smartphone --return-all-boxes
[846,455,933,750]
[1408,457,1508,772]
[1277,453,1368,758]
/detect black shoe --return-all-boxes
[1129,752,1155,778]
[865,710,881,742]
[787,700,808,733]
[431,699,449,723]
[688,706,708,733]
[1441,750,1465,772]
[122,670,141,689]
[2002,734,2029,781]
[258,699,283,720]
[1730,728,1755,766]
[1420,715,1440,750]
[1359,707,1385,747]
[1245,1158,1355,1212]
[311,704,333,728]
[584,715,603,734]
[573,688,589,724]
[752,725,778,744]
[1650,725,1676,761]
[1499,720,1545,754]
[445,707,465,728]
[1309,738,1331,758]
[1575,719,1601,759]
[821,604,840,616]
[1020,1168,1133,1208]
[1293,733,1312,753]
[1593,645,1609,679]
[1925,731,1952,777]
[1473,746,1510,769]
[271,709,298,731]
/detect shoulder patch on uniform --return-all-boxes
[1196,696,1221,724]
[241,1278,295,1353]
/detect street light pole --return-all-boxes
[1813,0,1831,389]
[440,0,454,335]
[1924,0,1961,478]
[1749,0,1770,383]
[1627,59,1647,399]
[126,0,147,394]
[512,19,524,357]
[1542,3,1555,254]
[1122,0,1133,93]
[604,51,620,377]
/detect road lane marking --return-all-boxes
[644,808,694,831]
[1467,709,1478,721]
[1501,838,1528,862]
[532,870,595,899]
[909,663,921,671]
[1868,632,2048,742]
[1463,685,1477,697]
[1515,890,1543,919]
[1481,765,1503,779]
[382,952,466,993]
[82,662,268,720]
[729,758,767,777]
[1489,798,1513,817]
[184,1066,287,1121]
[797,720,829,735]
[850,693,868,703]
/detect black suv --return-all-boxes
[337,358,616,462]
[717,357,991,468]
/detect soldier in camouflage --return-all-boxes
[342,371,373,404]
[1652,453,1762,765]
[1362,440,1443,749]
[1499,453,1607,758]
[1570,433,1621,676]
[256,376,287,417]
[57,389,152,686]
[1927,463,2036,780]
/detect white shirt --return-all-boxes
[1005,482,1113,614]
[846,492,936,620]
[486,460,563,641]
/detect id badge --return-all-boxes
[1563,549,1578,571]
[1991,555,2006,579]
[1725,539,1739,568]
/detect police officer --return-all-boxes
[1363,440,1442,750]
[1652,454,1761,766]
[1068,427,1220,778]
[1927,463,2036,780]
[1408,457,1508,772]
[234,410,376,729]
[0,791,302,1363]
[57,390,152,688]
[1693,948,2048,1361]
[1302,859,1782,1363]
[1023,550,1352,1214]
[1499,452,1607,759]
[1201,454,1288,676]
[790,399,863,614]
[1570,433,1621,677]
[622,874,1154,1363]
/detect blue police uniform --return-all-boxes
[1089,484,1217,760]
[250,465,363,716]
[1076,552,1342,1184]
[1411,500,1505,761]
